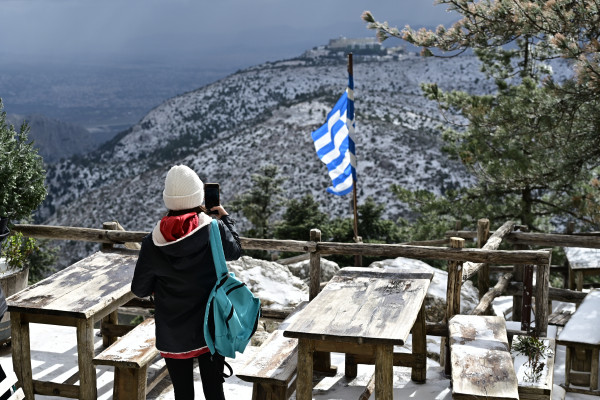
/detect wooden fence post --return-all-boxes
[512,226,529,322]
[535,261,551,337]
[309,228,337,376]
[442,237,464,376]
[477,219,490,302]
[309,229,321,301]
[354,236,363,268]
[102,222,118,251]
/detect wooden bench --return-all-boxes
[237,302,307,400]
[0,369,24,400]
[449,314,519,400]
[556,288,600,396]
[93,317,168,400]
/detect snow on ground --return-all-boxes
[0,296,598,399]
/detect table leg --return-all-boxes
[568,266,574,290]
[375,344,393,400]
[411,302,427,383]
[77,318,97,400]
[10,312,34,399]
[296,339,314,400]
[576,271,584,292]
[591,348,599,391]
[102,310,119,347]
[565,346,572,387]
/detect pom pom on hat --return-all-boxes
[163,165,205,211]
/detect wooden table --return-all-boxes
[284,267,432,400]
[564,247,600,291]
[557,289,600,395]
[7,250,139,400]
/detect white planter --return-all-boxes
[511,336,556,400]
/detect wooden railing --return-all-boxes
[12,219,599,341]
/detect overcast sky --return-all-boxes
[0,0,458,69]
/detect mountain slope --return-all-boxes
[40,52,494,264]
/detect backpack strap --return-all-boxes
[209,219,229,278]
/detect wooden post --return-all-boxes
[102,221,118,251]
[534,260,551,337]
[77,318,98,400]
[309,229,321,301]
[309,228,336,376]
[477,219,490,302]
[411,303,427,382]
[354,236,363,268]
[521,265,534,333]
[442,237,464,376]
[512,226,529,322]
[296,339,314,400]
[375,344,394,400]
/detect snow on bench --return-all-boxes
[449,314,519,400]
[237,302,307,400]
[93,317,168,400]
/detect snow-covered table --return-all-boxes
[7,250,139,400]
[284,267,432,400]
[564,247,600,291]
[557,288,600,395]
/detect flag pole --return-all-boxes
[348,53,362,267]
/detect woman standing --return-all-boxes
[132,165,242,400]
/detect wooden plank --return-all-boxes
[7,251,138,319]
[237,303,308,385]
[284,268,431,345]
[463,220,514,281]
[32,380,80,398]
[557,289,600,346]
[449,315,519,400]
[317,242,551,264]
[93,318,157,369]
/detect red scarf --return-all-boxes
[159,212,199,242]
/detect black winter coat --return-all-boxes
[131,215,242,354]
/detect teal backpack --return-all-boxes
[203,219,261,358]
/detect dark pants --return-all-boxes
[164,353,226,400]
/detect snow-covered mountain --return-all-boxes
[40,50,496,264]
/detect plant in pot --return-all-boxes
[0,99,47,241]
[512,335,554,383]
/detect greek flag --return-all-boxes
[311,74,356,196]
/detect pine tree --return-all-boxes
[363,1,600,233]
[231,164,284,239]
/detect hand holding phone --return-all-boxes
[204,183,220,214]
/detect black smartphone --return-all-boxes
[204,183,220,213]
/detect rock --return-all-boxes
[369,257,480,322]
[227,256,309,310]
[286,258,340,284]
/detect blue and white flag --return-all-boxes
[311,74,356,196]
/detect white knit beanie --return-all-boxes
[163,165,205,211]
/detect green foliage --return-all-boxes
[363,1,600,232]
[0,99,47,220]
[26,239,58,283]
[512,335,553,383]
[274,194,331,241]
[1,232,35,271]
[0,232,58,284]
[231,165,284,240]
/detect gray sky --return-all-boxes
[0,0,458,69]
